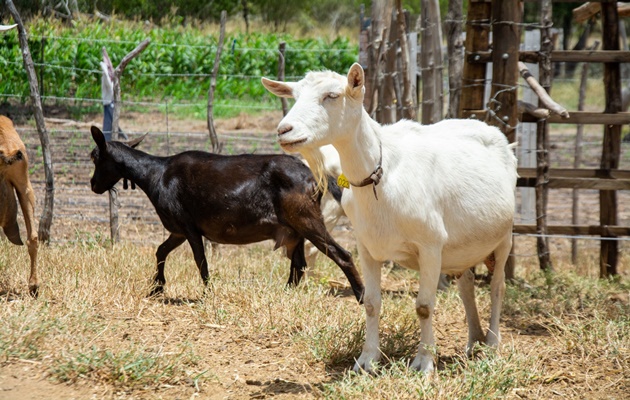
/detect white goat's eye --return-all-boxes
[325,92,340,100]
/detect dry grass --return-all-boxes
[0,235,628,399]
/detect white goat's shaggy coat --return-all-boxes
[262,64,518,373]
[0,115,38,296]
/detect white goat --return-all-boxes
[262,63,518,373]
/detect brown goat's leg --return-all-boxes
[300,224,364,302]
[13,175,38,297]
[313,236,364,303]
[287,238,307,286]
[282,196,364,302]
[151,233,186,296]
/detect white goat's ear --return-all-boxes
[261,77,295,98]
[346,63,365,97]
[91,126,106,150]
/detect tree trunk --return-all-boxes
[6,0,54,243]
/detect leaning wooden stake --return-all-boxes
[101,39,150,243]
[518,62,569,118]
[207,10,226,153]
[5,0,55,243]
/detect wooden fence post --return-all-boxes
[101,39,150,243]
[207,10,226,153]
[445,0,463,119]
[459,1,491,118]
[277,42,288,116]
[535,0,553,272]
[600,3,622,277]
[396,0,416,120]
[487,0,521,278]
[572,41,600,265]
[420,0,443,124]
[365,0,393,117]
[5,0,55,243]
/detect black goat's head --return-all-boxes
[89,126,145,194]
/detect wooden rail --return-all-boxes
[514,224,630,236]
[468,50,630,64]
[461,110,630,125]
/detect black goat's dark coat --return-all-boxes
[89,127,363,302]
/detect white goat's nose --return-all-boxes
[277,123,293,136]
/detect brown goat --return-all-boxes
[0,116,38,296]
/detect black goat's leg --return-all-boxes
[287,238,307,286]
[186,233,210,288]
[295,221,364,303]
[284,205,364,302]
[151,233,186,297]
[308,233,364,303]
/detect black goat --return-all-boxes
[88,126,364,302]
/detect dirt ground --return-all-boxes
[1,110,629,399]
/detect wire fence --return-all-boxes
[4,33,630,265]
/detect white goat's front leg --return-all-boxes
[486,235,511,348]
[410,247,442,374]
[456,268,485,356]
[353,242,382,373]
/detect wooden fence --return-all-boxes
[357,0,629,278]
[459,0,630,278]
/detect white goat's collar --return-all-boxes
[337,141,383,200]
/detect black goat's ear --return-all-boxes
[127,132,148,149]
[91,126,106,150]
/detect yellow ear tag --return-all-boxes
[337,173,350,189]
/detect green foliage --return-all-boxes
[0,18,357,113]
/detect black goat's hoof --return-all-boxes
[148,285,164,298]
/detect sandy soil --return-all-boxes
[1,110,629,399]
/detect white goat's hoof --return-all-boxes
[410,354,434,374]
[485,330,500,348]
[353,351,380,374]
